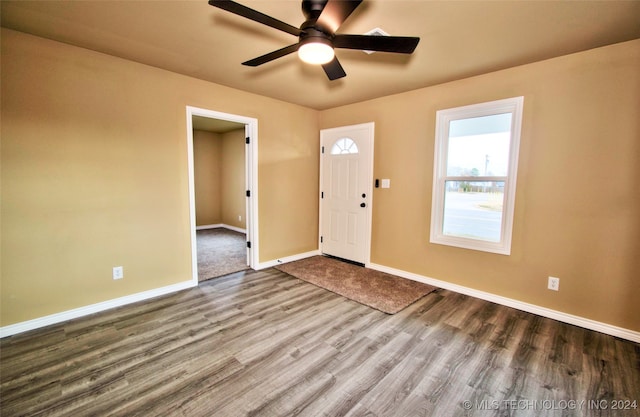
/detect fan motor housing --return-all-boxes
[302,0,328,20]
[300,22,334,43]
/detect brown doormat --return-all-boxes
[275,256,437,314]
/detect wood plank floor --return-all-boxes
[1,269,639,417]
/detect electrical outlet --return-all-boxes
[548,276,559,291]
[113,266,124,280]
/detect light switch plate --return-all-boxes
[381,179,391,188]
[113,266,124,280]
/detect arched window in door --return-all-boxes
[331,137,359,155]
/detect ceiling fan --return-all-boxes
[208,0,420,80]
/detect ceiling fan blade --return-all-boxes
[209,0,302,37]
[242,43,300,67]
[322,57,347,80]
[317,0,363,33]
[334,34,420,53]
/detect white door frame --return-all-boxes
[319,122,374,266]
[186,106,259,284]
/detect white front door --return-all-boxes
[320,123,374,264]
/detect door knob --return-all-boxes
[360,202,366,208]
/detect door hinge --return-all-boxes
[247,241,252,248]
[321,146,324,154]
[321,191,324,199]
[246,137,250,144]
[320,236,323,243]
[246,190,251,197]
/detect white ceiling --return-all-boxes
[2,1,639,110]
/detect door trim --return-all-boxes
[186,106,259,284]
[319,122,374,266]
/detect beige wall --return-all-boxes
[220,128,247,230]
[320,39,640,332]
[193,128,245,229]
[194,129,222,226]
[1,29,319,326]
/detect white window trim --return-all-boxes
[430,96,524,255]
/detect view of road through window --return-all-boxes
[442,188,504,242]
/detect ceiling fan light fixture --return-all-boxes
[209,0,420,80]
[298,39,335,65]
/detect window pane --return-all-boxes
[331,137,358,155]
[442,181,505,242]
[447,114,511,177]
[431,96,523,254]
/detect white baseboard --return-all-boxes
[0,280,196,338]
[195,223,222,230]
[221,224,247,234]
[256,250,321,270]
[368,262,640,343]
[0,244,311,338]
[196,224,247,234]
[4,253,637,343]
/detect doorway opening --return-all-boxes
[186,106,258,284]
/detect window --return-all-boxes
[430,97,523,255]
[331,137,358,155]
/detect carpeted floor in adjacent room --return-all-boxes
[197,228,249,281]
